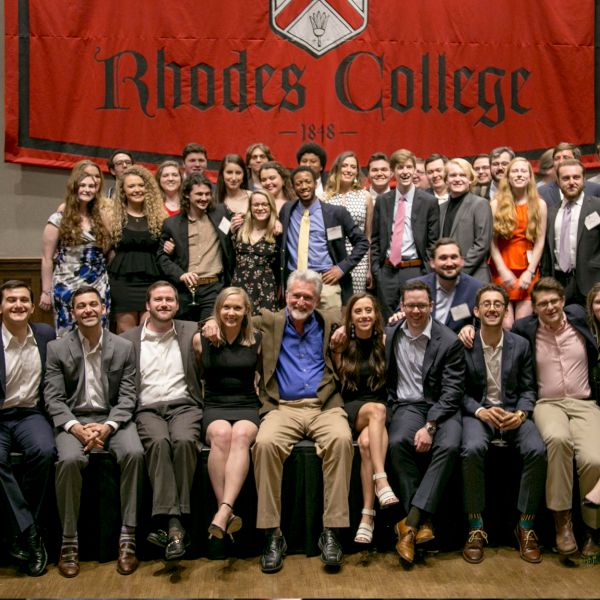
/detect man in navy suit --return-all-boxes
[279,166,368,309]
[460,284,546,564]
[0,280,55,576]
[371,149,440,320]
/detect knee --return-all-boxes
[172,435,198,455]
[544,433,573,455]
[328,431,353,458]
[461,439,487,462]
[28,441,57,465]
[231,429,254,450]
[145,435,171,456]
[208,426,232,450]
[56,453,87,473]
[358,435,371,456]
[576,449,600,473]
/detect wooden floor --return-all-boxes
[0,547,598,598]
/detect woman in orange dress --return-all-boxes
[489,157,547,329]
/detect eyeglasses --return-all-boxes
[402,303,431,311]
[535,298,562,309]
[479,301,505,309]
[114,160,132,167]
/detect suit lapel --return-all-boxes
[471,334,487,383]
[422,324,440,382]
[100,330,113,401]
[450,193,471,237]
[499,333,512,401]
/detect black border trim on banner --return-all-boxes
[15,0,600,167]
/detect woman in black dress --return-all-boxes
[332,292,399,544]
[109,165,166,333]
[200,287,261,539]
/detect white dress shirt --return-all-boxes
[554,192,583,270]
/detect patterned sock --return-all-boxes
[519,513,535,530]
[119,524,136,548]
[468,513,484,530]
[61,533,78,552]
[406,506,422,529]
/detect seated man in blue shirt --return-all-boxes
[251,270,353,572]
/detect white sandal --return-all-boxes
[354,508,376,544]
[373,472,400,508]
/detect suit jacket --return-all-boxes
[462,330,537,416]
[408,272,482,333]
[371,188,439,278]
[439,192,492,283]
[44,329,137,429]
[538,180,600,208]
[253,308,342,415]
[541,194,600,297]
[157,205,235,289]
[279,199,368,304]
[385,319,465,423]
[512,304,598,398]
[0,322,55,407]
[120,320,203,408]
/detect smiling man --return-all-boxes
[44,286,144,577]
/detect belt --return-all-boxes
[195,276,219,285]
[384,258,422,269]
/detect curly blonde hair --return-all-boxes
[112,165,166,243]
[325,151,364,198]
[59,170,111,250]
[493,157,542,242]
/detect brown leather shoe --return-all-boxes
[116,542,138,575]
[394,518,416,563]
[58,544,79,578]
[415,519,435,545]
[552,510,578,555]
[462,529,487,564]
[515,525,542,563]
[581,530,600,558]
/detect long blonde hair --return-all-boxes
[111,165,166,244]
[237,190,278,245]
[493,157,542,242]
[212,287,256,347]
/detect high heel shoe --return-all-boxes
[373,472,399,508]
[208,502,243,540]
[354,508,376,544]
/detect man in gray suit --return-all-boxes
[45,286,144,578]
[121,281,203,562]
[440,158,492,283]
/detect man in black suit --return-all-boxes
[157,173,235,321]
[460,284,546,564]
[541,159,600,305]
[538,143,600,208]
[385,280,464,565]
[121,281,203,562]
[0,280,55,577]
[279,166,368,309]
[371,149,440,320]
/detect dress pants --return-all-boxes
[135,401,203,516]
[252,399,353,529]
[0,408,56,533]
[55,416,144,536]
[533,396,600,529]
[388,403,461,515]
[461,415,547,514]
[375,264,423,321]
[179,281,223,322]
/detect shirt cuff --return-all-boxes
[105,420,119,432]
[64,419,79,432]
[474,407,485,418]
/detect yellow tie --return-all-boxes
[297,208,310,270]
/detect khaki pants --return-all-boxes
[533,396,600,528]
[318,283,342,311]
[252,399,353,529]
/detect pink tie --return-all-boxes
[389,195,406,266]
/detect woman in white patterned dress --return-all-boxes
[325,151,374,294]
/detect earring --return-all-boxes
[350,324,356,339]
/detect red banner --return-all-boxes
[4,0,598,171]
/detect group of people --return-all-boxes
[2,137,600,578]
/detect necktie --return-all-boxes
[558,203,572,273]
[389,195,406,266]
[297,208,310,270]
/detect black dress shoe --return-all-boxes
[147,529,169,548]
[318,528,343,567]
[165,529,189,561]
[260,532,287,573]
[23,525,48,577]
[9,534,29,562]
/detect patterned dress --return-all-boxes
[48,211,110,336]
[328,188,370,293]
[231,236,279,314]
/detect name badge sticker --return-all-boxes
[585,211,600,230]
[218,217,231,234]
[327,225,343,241]
[450,303,471,321]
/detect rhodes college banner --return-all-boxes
[4,0,599,170]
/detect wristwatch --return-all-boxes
[425,421,437,436]
[515,410,527,423]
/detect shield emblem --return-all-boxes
[271,0,368,57]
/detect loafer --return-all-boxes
[581,530,600,558]
[147,529,168,548]
[116,542,138,575]
[318,528,343,567]
[165,529,189,561]
[260,532,287,573]
[23,525,48,577]
[514,525,542,563]
[415,519,435,545]
[58,544,79,578]
[462,529,487,564]
[394,518,416,564]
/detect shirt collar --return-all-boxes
[480,330,504,350]
[539,312,568,333]
[436,275,460,294]
[78,330,102,354]
[395,184,415,203]
[2,323,35,349]
[141,319,176,341]
[401,316,432,340]
[560,192,584,209]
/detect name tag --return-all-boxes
[218,217,231,234]
[326,225,343,241]
[585,211,600,230]
[450,303,471,321]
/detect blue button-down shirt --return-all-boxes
[286,199,334,272]
[276,310,324,400]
